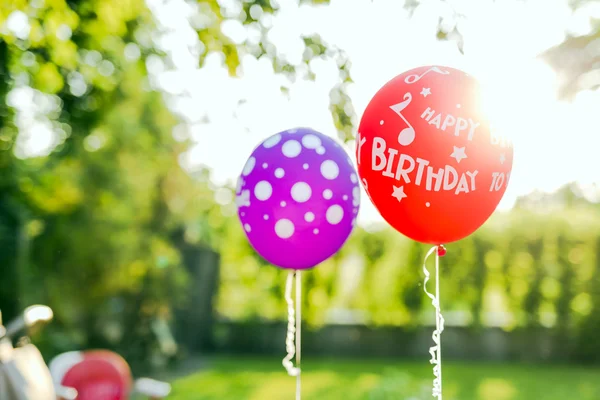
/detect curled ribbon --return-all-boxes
[282,271,300,377]
[423,245,446,399]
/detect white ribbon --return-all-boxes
[423,246,445,399]
[282,271,302,400]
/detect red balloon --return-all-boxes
[356,66,513,245]
[60,350,132,400]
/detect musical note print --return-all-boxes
[405,66,450,84]
[389,93,416,146]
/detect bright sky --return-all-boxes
[10,0,600,226]
[152,0,600,226]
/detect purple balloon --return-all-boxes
[236,127,360,270]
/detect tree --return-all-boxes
[541,0,600,99]
[0,0,357,362]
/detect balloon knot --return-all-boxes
[437,245,447,257]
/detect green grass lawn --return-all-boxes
[169,357,600,400]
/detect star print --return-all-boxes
[392,185,408,202]
[450,146,467,163]
[420,87,431,97]
[499,153,506,164]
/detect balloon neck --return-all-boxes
[436,245,447,257]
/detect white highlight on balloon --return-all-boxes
[301,134,321,149]
[323,189,333,200]
[263,133,282,148]
[242,157,256,176]
[291,182,312,203]
[320,160,339,180]
[282,140,302,158]
[275,168,285,178]
[254,181,273,201]
[275,219,295,239]
[326,205,344,225]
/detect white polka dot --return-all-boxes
[282,140,301,157]
[242,157,256,176]
[426,202,431,207]
[281,201,286,207]
[380,120,384,125]
[264,215,269,220]
[343,195,348,200]
[236,177,244,193]
[323,189,333,199]
[254,181,273,201]
[275,168,285,178]
[241,212,245,217]
[302,134,321,149]
[262,163,268,168]
[263,134,282,148]
[350,173,358,183]
[275,219,295,239]
[303,163,309,170]
[244,223,251,232]
[316,146,326,155]
[352,187,360,206]
[313,229,319,234]
[321,160,339,180]
[291,182,312,203]
[288,128,298,133]
[326,205,344,225]
[305,212,315,222]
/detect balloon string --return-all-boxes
[423,246,445,399]
[295,271,302,400]
[282,271,301,388]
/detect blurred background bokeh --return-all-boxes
[2,0,600,399]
